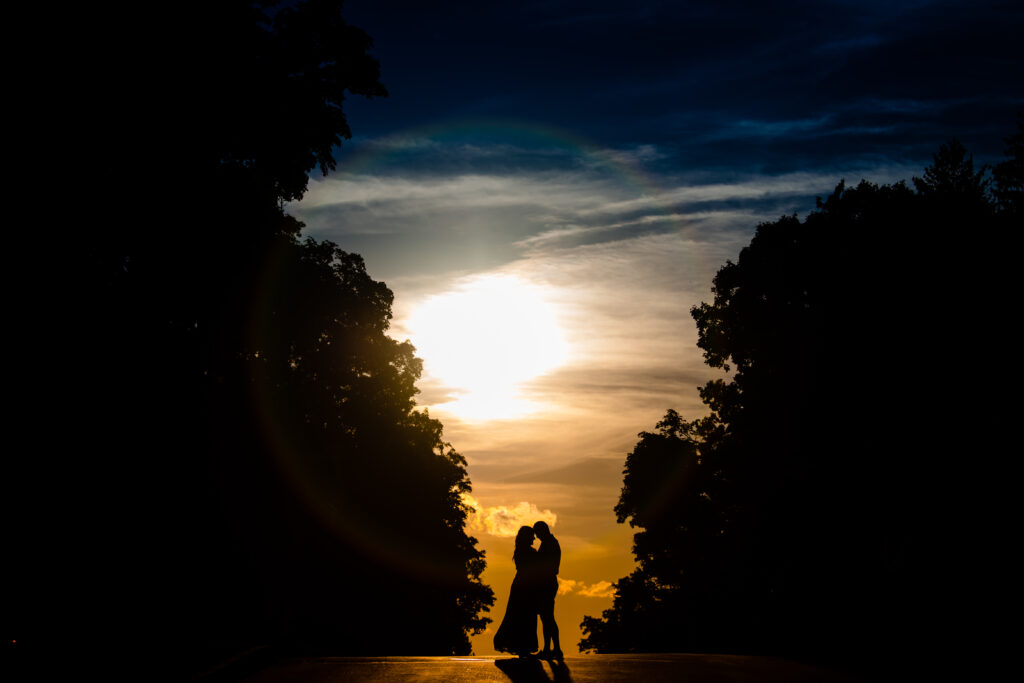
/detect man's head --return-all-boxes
[533,520,551,540]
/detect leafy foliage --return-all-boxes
[34,0,492,672]
[581,123,1019,676]
[582,411,726,653]
[228,236,495,656]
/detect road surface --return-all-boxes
[214,653,865,682]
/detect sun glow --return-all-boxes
[406,274,568,420]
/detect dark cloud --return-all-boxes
[339,0,1022,173]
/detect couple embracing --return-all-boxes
[493,521,562,659]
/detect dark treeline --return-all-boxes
[580,119,1021,678]
[9,1,491,678]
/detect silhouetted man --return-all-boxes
[533,520,561,659]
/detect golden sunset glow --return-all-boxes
[406,274,569,420]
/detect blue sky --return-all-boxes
[289,0,1023,654]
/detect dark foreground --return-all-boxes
[214,653,865,682]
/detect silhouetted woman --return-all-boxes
[492,525,539,657]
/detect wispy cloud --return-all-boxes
[584,144,667,168]
[300,167,838,219]
[293,159,868,267]
[512,210,760,249]
[576,171,843,216]
[299,172,596,212]
[814,34,885,55]
[727,116,836,139]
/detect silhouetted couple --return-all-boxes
[493,521,562,660]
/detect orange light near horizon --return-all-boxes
[406,274,568,420]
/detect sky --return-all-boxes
[288,0,1023,655]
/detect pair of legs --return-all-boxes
[538,592,561,657]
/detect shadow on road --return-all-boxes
[495,657,572,682]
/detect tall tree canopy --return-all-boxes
[993,114,1024,216]
[15,1,492,675]
[581,122,1019,678]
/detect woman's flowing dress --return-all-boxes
[492,547,539,655]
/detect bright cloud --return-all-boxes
[579,580,616,598]
[463,493,557,538]
[557,577,616,598]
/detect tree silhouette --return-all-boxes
[913,138,990,201]
[241,237,494,655]
[14,1,492,675]
[581,410,726,653]
[993,113,1023,215]
[581,124,1018,679]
